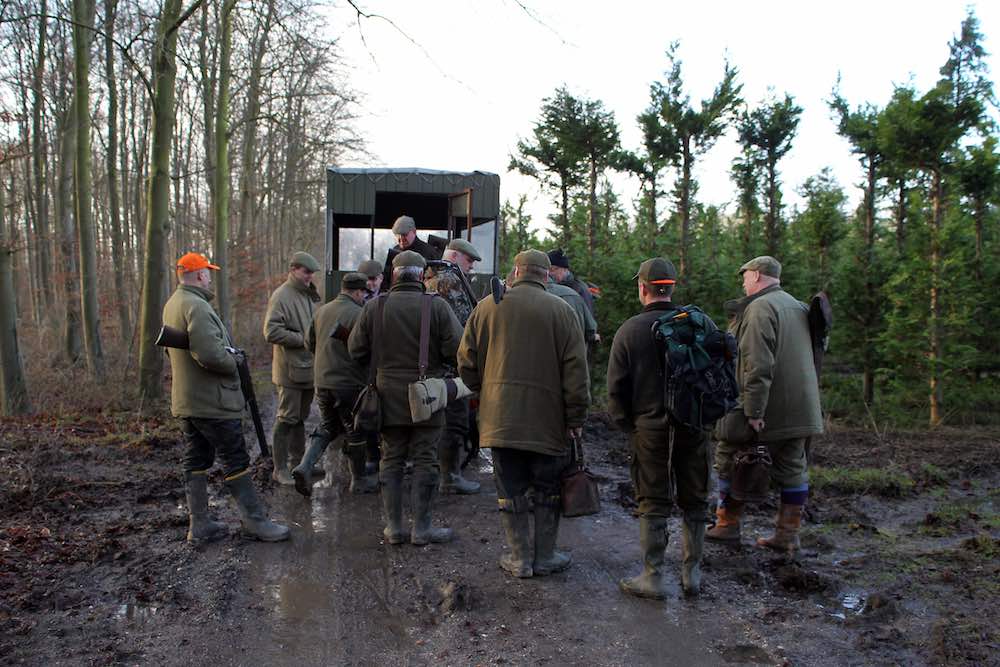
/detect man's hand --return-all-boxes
[748,418,765,433]
[593,333,601,344]
[567,427,583,440]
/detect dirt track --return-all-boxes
[2,405,999,666]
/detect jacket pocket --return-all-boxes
[220,379,244,412]
[288,359,313,385]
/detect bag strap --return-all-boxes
[417,294,432,379]
[570,433,585,467]
[368,295,387,385]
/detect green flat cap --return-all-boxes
[739,255,781,278]
[514,249,551,270]
[357,259,382,278]
[341,272,367,291]
[391,215,416,235]
[447,238,482,262]
[290,251,320,272]
[632,257,677,285]
[392,249,426,269]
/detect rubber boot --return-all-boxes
[757,503,803,554]
[271,422,295,486]
[438,437,481,495]
[290,423,323,476]
[681,518,705,597]
[225,473,290,542]
[347,442,378,494]
[499,510,533,578]
[410,474,454,546]
[292,432,329,497]
[533,503,571,575]
[619,517,667,599]
[184,472,227,544]
[380,471,407,545]
[705,499,743,544]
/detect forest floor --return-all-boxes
[2,382,999,666]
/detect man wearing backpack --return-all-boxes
[607,257,716,599]
[706,256,823,554]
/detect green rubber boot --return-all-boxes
[347,440,378,494]
[499,509,533,578]
[533,502,571,575]
[184,472,227,544]
[619,517,668,600]
[271,422,295,486]
[681,518,705,597]
[380,471,407,545]
[292,431,329,497]
[410,474,453,546]
[438,436,480,495]
[225,473,290,542]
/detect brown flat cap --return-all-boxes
[739,255,781,279]
[392,250,426,269]
[514,249,551,270]
[341,272,368,291]
[447,238,482,262]
[391,215,416,235]
[357,259,382,278]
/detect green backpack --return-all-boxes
[650,305,739,432]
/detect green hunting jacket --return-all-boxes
[308,293,366,392]
[731,284,823,441]
[263,275,321,388]
[348,281,462,427]
[547,282,598,343]
[162,285,243,419]
[458,278,590,456]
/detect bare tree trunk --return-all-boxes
[928,169,943,427]
[213,0,236,330]
[862,159,876,407]
[895,178,907,255]
[56,52,82,365]
[105,0,130,343]
[73,0,105,381]
[0,175,30,415]
[32,0,54,314]
[138,0,192,401]
[678,139,692,279]
[765,156,779,256]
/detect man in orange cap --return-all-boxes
[163,252,289,543]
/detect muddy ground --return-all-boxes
[2,397,999,666]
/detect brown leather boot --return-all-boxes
[757,503,803,554]
[705,500,743,544]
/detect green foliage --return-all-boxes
[811,465,915,497]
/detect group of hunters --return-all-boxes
[163,212,823,600]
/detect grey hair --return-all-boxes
[392,265,425,284]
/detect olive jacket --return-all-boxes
[263,275,321,388]
[308,293,366,392]
[162,285,243,419]
[548,282,598,343]
[732,284,823,441]
[348,281,462,427]
[458,278,590,456]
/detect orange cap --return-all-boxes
[176,252,221,272]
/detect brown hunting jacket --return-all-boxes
[263,275,321,388]
[348,281,462,427]
[162,285,243,419]
[458,278,590,456]
[732,284,823,441]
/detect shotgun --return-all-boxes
[155,325,270,459]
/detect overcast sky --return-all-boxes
[324,0,999,235]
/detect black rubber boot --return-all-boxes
[619,516,668,600]
[438,436,480,495]
[347,441,378,494]
[681,518,705,597]
[225,473,290,542]
[184,472,227,544]
[499,510,533,578]
[533,503,571,575]
[410,474,453,546]
[271,422,294,486]
[292,432,329,497]
[380,471,407,545]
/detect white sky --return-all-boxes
[323,0,999,234]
